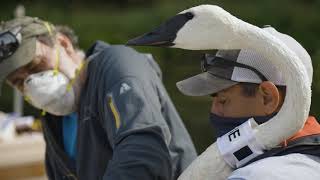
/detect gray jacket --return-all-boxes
[42,41,197,180]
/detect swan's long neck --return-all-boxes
[237,26,311,148]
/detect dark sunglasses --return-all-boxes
[201,53,268,82]
[0,26,22,62]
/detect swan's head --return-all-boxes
[127,5,240,50]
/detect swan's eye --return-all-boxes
[184,12,194,20]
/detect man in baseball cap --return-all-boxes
[0,16,197,180]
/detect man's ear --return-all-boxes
[258,81,280,115]
[56,33,75,56]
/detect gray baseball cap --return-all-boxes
[0,16,55,93]
[177,27,313,96]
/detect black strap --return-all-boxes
[243,134,320,167]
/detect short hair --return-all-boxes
[36,25,79,49]
[239,82,286,97]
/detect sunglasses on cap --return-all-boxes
[0,26,22,62]
[201,53,268,82]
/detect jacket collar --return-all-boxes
[282,116,320,146]
[85,40,110,58]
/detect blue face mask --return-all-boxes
[209,113,277,138]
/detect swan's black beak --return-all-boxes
[126,12,194,47]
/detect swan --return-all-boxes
[127,4,312,180]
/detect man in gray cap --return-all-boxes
[0,16,197,180]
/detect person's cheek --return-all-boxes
[220,99,233,117]
[226,98,245,117]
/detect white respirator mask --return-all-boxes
[23,70,76,116]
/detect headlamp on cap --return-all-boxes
[0,26,22,62]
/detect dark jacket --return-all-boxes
[41,41,197,180]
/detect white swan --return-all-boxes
[127,4,312,180]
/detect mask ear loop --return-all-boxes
[24,95,31,104]
[44,21,60,77]
[24,95,47,116]
[66,61,86,92]
[38,21,55,116]
[53,46,60,76]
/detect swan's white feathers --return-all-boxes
[174,5,242,50]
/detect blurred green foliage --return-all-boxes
[0,0,319,153]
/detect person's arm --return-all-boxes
[100,77,173,180]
